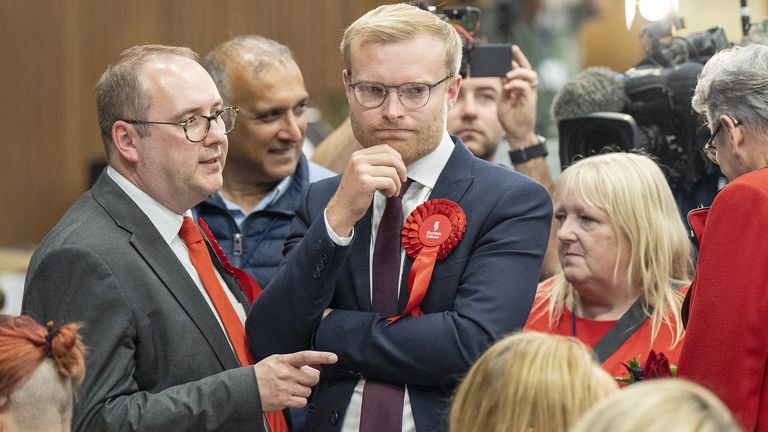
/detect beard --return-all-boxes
[349,105,447,165]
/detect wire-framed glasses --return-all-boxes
[349,75,452,109]
[703,116,741,163]
[122,106,239,143]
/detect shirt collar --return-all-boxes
[406,131,454,189]
[106,166,189,245]
[220,175,294,216]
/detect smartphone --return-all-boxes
[467,44,512,77]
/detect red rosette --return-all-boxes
[387,199,466,324]
[198,217,263,303]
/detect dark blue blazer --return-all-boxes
[246,138,552,431]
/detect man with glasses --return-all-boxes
[22,44,337,431]
[247,4,552,431]
[194,36,334,297]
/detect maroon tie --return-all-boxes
[360,180,412,432]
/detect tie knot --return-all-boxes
[397,178,413,199]
[179,216,204,248]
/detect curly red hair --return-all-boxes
[0,315,85,409]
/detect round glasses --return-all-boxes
[122,106,239,143]
[349,75,452,109]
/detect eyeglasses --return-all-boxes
[349,75,453,109]
[703,116,741,163]
[122,106,239,143]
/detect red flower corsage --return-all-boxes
[388,199,466,324]
[616,350,677,384]
[197,217,263,303]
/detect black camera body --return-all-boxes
[418,4,511,78]
[559,24,730,196]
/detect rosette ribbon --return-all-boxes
[388,199,466,324]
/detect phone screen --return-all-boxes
[468,44,512,78]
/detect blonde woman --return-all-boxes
[450,332,616,432]
[570,379,741,432]
[525,152,691,378]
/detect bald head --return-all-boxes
[203,35,295,104]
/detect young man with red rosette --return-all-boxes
[246,4,552,431]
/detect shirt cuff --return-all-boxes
[324,207,354,246]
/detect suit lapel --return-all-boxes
[397,138,475,312]
[92,172,240,370]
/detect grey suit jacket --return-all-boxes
[23,171,265,432]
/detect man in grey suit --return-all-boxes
[22,44,336,432]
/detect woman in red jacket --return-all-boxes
[525,152,691,380]
[678,43,768,432]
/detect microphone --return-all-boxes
[550,67,628,123]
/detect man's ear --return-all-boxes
[342,69,353,103]
[111,121,140,163]
[446,75,462,110]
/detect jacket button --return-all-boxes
[312,270,321,279]
[316,261,325,272]
[330,410,339,424]
[320,252,328,263]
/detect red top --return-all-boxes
[679,167,768,432]
[525,278,685,380]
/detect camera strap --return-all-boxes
[591,298,648,364]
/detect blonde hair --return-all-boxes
[449,332,616,432]
[340,3,462,77]
[570,379,741,432]
[541,152,691,345]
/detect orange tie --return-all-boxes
[179,216,288,432]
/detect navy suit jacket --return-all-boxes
[246,138,552,431]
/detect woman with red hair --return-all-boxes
[0,315,85,432]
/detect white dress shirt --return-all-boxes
[106,167,247,335]
[324,133,454,432]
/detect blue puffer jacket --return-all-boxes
[195,155,324,289]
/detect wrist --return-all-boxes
[508,135,548,164]
[507,132,539,150]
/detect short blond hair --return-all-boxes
[570,379,741,432]
[541,152,691,345]
[340,3,462,77]
[449,332,616,432]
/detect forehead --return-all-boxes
[229,60,307,109]
[349,35,447,83]
[556,182,605,213]
[141,55,221,115]
[460,77,502,93]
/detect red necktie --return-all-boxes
[179,216,287,432]
[360,180,412,432]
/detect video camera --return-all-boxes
[558,19,730,199]
[417,3,511,78]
